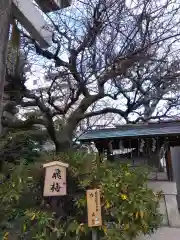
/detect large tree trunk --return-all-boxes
[55,125,75,153]
[46,117,75,153]
[48,96,100,153]
[0,0,12,134]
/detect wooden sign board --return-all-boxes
[43,161,69,197]
[86,189,102,227]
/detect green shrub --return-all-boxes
[0,152,162,240]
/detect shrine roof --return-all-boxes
[79,121,180,142]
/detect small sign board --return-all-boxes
[43,161,69,197]
[86,189,102,227]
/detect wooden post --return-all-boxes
[87,189,102,228]
[92,228,98,240]
[43,161,69,218]
[95,154,100,240]
[0,0,12,134]
[86,154,103,240]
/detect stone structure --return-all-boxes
[12,0,71,48]
[0,0,72,133]
[2,0,72,124]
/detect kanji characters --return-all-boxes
[50,182,61,192]
[52,168,61,179]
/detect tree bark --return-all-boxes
[54,95,102,152]
[0,0,12,134]
[55,127,74,153]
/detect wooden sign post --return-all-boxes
[87,189,102,240]
[43,161,69,196]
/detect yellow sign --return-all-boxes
[86,189,102,227]
[43,161,69,197]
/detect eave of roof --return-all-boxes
[79,121,180,142]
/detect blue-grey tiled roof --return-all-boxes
[79,122,180,142]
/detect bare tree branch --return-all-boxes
[7,0,180,151]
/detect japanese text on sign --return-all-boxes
[50,168,62,193]
[43,162,68,197]
[86,189,102,227]
[52,168,61,179]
